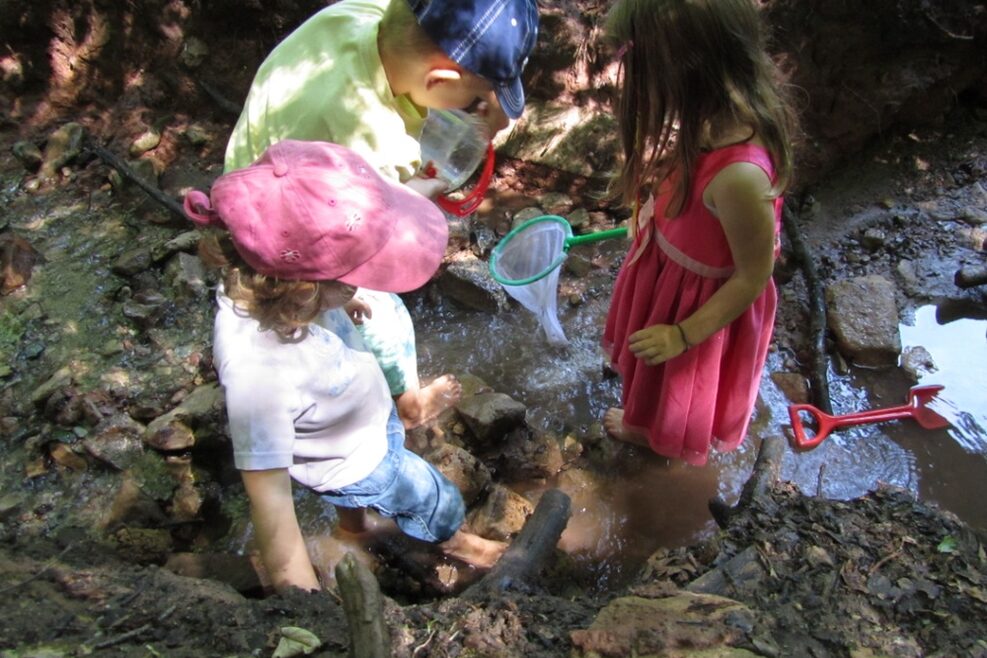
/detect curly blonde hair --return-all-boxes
[198,231,339,340]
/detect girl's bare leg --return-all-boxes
[438,530,507,569]
[603,408,651,447]
[395,374,463,429]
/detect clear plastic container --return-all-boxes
[419,109,489,191]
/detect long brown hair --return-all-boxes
[607,0,798,217]
[198,231,336,340]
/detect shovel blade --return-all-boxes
[908,385,951,430]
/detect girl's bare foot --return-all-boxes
[603,407,651,448]
[438,530,507,569]
[398,374,463,429]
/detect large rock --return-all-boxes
[570,589,763,657]
[826,274,901,367]
[455,392,528,450]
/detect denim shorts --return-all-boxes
[320,409,465,543]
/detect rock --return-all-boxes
[563,252,594,278]
[165,552,262,595]
[566,207,590,230]
[129,128,162,157]
[39,122,85,182]
[538,192,573,216]
[111,247,153,277]
[152,230,201,263]
[82,413,147,471]
[437,254,508,313]
[825,274,901,367]
[455,391,527,449]
[570,590,762,657]
[12,140,43,171]
[496,428,563,481]
[771,372,811,404]
[900,345,937,381]
[1,232,41,294]
[512,206,544,229]
[102,475,169,530]
[179,37,209,69]
[467,484,534,541]
[145,419,196,451]
[163,252,208,300]
[144,383,225,449]
[424,442,492,507]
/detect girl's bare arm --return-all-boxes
[629,162,776,364]
[241,468,320,592]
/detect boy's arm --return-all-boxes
[241,468,320,592]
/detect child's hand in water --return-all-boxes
[628,324,688,365]
[343,297,372,325]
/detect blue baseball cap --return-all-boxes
[409,0,539,120]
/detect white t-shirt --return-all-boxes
[212,291,391,492]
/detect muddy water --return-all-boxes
[409,243,987,591]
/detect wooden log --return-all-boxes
[465,488,571,599]
[709,435,786,529]
[335,552,390,658]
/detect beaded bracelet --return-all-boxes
[675,323,692,351]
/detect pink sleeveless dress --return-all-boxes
[602,144,782,465]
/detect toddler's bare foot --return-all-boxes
[603,407,651,448]
[439,530,507,569]
[401,374,463,429]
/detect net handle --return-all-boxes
[565,226,627,247]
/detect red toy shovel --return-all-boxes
[788,384,950,451]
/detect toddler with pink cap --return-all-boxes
[185,140,506,593]
[224,0,540,430]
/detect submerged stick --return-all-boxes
[465,488,571,599]
[709,435,785,529]
[783,200,832,415]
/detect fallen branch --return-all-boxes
[709,435,785,529]
[194,78,243,117]
[783,199,833,415]
[82,134,188,223]
[465,488,571,599]
[335,551,390,658]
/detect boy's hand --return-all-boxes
[406,174,449,200]
[475,98,509,135]
[343,297,372,325]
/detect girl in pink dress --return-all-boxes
[602,0,799,465]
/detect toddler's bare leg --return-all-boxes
[334,506,370,534]
[395,374,463,429]
[603,408,651,447]
[438,530,507,569]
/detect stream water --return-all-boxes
[409,241,987,592]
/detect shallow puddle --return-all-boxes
[409,253,987,591]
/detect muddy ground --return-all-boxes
[2,2,987,657]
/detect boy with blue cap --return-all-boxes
[225,0,540,429]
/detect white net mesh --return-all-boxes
[490,219,569,345]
